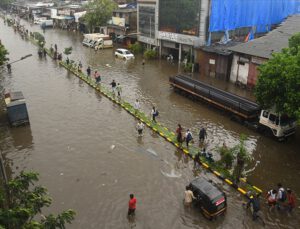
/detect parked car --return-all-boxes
[82,38,96,47]
[114,48,134,60]
[188,177,227,220]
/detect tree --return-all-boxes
[0,44,9,66]
[0,171,75,228]
[217,135,251,183]
[232,135,251,183]
[255,32,300,120]
[82,0,117,33]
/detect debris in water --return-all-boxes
[110,145,116,150]
[106,64,112,68]
[60,173,64,176]
[146,148,158,157]
[160,169,182,178]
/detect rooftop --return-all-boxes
[201,41,241,56]
[228,15,300,59]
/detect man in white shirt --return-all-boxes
[184,186,196,206]
[134,99,140,114]
[136,121,145,136]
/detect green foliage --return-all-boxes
[288,32,300,55]
[0,171,75,229]
[0,44,9,66]
[63,47,72,56]
[32,32,45,48]
[183,62,193,72]
[218,146,234,169]
[232,135,251,182]
[255,32,300,120]
[82,0,117,33]
[217,135,251,182]
[128,42,143,54]
[143,49,157,59]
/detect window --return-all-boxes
[262,111,269,118]
[159,0,201,36]
[139,6,155,38]
[269,114,277,123]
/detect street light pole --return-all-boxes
[7,54,33,65]
[0,54,32,73]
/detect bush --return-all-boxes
[0,44,9,66]
[218,146,234,169]
[143,49,158,59]
[128,42,143,54]
[184,62,193,72]
[32,32,45,43]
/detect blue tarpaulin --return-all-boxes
[209,0,300,32]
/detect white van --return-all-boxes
[82,33,113,49]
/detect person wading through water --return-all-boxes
[176,124,183,146]
[185,129,193,148]
[136,121,145,136]
[151,106,159,122]
[128,194,137,216]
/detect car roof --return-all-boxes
[190,177,224,201]
[116,48,129,52]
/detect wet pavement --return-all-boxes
[0,17,300,228]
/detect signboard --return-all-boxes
[112,17,125,27]
[138,36,157,46]
[158,31,200,46]
[209,59,215,65]
[58,9,71,16]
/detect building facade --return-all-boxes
[228,15,300,88]
[137,0,158,47]
[157,0,210,62]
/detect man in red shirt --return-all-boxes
[128,194,137,216]
[284,188,296,212]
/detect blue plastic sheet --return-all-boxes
[209,0,300,32]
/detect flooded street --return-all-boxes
[1,19,300,228]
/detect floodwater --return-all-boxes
[0,17,299,228]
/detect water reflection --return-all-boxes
[9,125,33,150]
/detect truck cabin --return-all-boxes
[259,110,297,138]
[260,110,296,127]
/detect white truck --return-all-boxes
[169,75,297,140]
[82,33,113,49]
[258,110,297,139]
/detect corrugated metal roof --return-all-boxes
[201,41,241,56]
[228,15,300,59]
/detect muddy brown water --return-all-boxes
[0,18,299,228]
